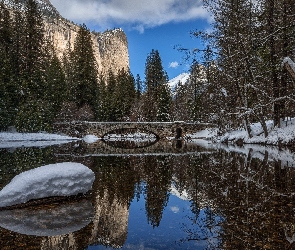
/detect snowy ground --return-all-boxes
[186,128,218,140]
[219,119,295,146]
[0,132,80,148]
[188,119,295,146]
[0,132,157,147]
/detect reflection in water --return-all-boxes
[0,141,295,249]
[41,234,77,250]
[102,137,158,149]
[0,199,94,236]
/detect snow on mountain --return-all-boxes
[170,184,190,200]
[168,72,190,92]
[37,0,60,17]
[0,162,95,208]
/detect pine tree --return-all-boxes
[70,23,98,113]
[45,50,67,122]
[14,0,52,132]
[22,0,48,98]
[135,74,142,99]
[143,49,169,121]
[62,41,73,101]
[10,0,25,90]
[95,74,107,121]
[115,68,136,121]
[156,83,172,122]
[105,69,118,121]
[0,2,14,129]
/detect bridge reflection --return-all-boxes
[102,138,159,150]
[82,139,211,156]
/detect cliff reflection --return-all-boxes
[0,142,295,248]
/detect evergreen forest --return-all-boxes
[0,0,295,138]
[0,0,175,133]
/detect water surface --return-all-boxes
[0,139,294,249]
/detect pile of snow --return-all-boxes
[0,162,95,207]
[83,134,99,143]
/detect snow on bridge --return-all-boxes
[53,121,215,140]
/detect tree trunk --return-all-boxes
[268,0,280,127]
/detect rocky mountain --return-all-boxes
[34,0,130,76]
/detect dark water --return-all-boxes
[0,139,295,249]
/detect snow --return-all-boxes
[283,57,295,73]
[219,119,295,146]
[187,128,218,139]
[83,134,100,143]
[103,132,157,142]
[0,132,78,141]
[168,72,190,91]
[170,184,190,200]
[0,162,95,207]
[0,132,79,148]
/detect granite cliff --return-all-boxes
[40,0,130,76]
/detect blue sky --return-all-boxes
[50,0,211,80]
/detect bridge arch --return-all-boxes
[102,127,160,141]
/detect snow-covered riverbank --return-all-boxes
[2,118,295,148]
[219,120,295,146]
[0,132,80,148]
[188,119,295,147]
[0,132,78,141]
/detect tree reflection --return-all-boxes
[0,143,295,249]
[193,148,295,249]
[0,147,54,188]
[143,156,172,227]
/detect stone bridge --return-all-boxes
[53,121,214,140]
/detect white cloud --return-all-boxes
[50,0,210,31]
[169,61,179,68]
[170,206,180,213]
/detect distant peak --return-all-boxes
[36,0,60,18]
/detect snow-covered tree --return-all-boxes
[196,0,295,136]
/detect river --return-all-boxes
[0,138,294,249]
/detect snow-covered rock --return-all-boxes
[0,162,95,208]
